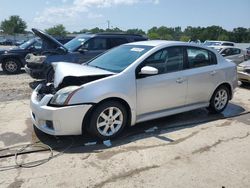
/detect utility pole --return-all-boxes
[107,20,110,30]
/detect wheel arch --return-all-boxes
[81,97,132,133]
[212,82,233,101]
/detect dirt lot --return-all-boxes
[0,67,250,187]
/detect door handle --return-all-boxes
[176,78,185,83]
[210,70,217,75]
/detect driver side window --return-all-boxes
[83,38,107,50]
[143,47,184,74]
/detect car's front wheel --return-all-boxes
[2,58,21,74]
[88,101,128,140]
[207,85,229,113]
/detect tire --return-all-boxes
[46,68,55,83]
[88,101,128,140]
[207,85,229,113]
[2,58,21,74]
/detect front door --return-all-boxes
[136,46,187,116]
[77,37,108,63]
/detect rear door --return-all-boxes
[185,47,219,105]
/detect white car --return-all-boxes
[211,46,246,65]
[203,40,235,47]
[30,40,238,139]
[237,60,250,85]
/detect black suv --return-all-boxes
[0,34,73,74]
[25,29,148,82]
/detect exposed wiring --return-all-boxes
[15,143,53,168]
[0,137,74,171]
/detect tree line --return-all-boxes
[1,15,250,43]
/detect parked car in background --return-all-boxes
[0,39,14,45]
[30,41,237,139]
[188,39,201,44]
[0,38,43,74]
[25,28,148,82]
[237,60,250,85]
[246,47,250,59]
[203,40,235,47]
[211,46,246,65]
[14,40,26,46]
[0,28,71,74]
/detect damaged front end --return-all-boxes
[34,62,115,106]
[52,62,115,89]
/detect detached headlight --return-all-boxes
[50,86,80,106]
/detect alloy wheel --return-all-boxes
[214,89,228,110]
[96,107,123,137]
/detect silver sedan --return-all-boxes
[30,40,238,139]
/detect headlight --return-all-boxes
[50,86,80,105]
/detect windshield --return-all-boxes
[64,36,90,52]
[19,39,35,49]
[88,45,153,73]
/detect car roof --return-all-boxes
[125,40,185,47]
[211,45,239,49]
[76,33,146,38]
[205,40,234,44]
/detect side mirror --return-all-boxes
[139,66,158,75]
[221,53,226,57]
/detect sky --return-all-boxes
[0,0,249,32]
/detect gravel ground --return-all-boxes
[0,68,35,102]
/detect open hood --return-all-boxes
[32,28,68,52]
[53,62,115,89]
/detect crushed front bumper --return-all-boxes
[30,84,92,135]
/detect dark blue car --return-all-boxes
[25,28,148,82]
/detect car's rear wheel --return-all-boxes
[88,101,128,140]
[2,58,21,74]
[207,85,229,113]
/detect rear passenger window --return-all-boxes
[143,47,184,74]
[108,38,128,49]
[187,47,217,68]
